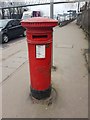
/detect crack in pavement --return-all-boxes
[0,60,28,87]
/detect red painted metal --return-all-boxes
[21,17,58,91]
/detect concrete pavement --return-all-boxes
[0,37,28,83]
[1,21,88,118]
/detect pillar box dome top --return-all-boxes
[21,17,58,28]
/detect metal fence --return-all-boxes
[77,5,90,36]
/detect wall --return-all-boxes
[77,8,90,36]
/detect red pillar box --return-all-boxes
[21,17,58,100]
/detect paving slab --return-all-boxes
[0,38,28,82]
[0,86,2,119]
[0,66,2,84]
[0,54,28,82]
[1,38,27,61]
[2,67,16,82]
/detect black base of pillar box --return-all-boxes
[30,86,51,100]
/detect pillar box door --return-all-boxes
[21,17,58,100]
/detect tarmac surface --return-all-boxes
[0,21,88,118]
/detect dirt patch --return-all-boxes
[83,49,90,72]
